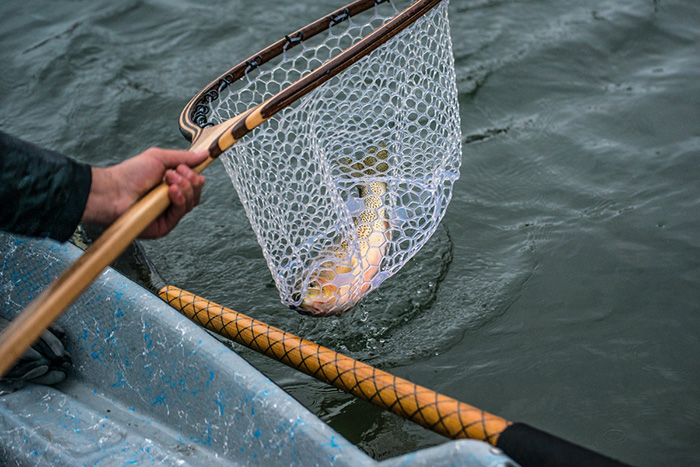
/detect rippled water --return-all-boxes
[2,1,699,465]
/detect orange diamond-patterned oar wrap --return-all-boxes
[159,285,632,467]
[159,285,510,443]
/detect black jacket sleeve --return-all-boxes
[0,131,92,242]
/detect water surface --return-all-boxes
[1,1,698,465]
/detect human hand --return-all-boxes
[82,148,208,239]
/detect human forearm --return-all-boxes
[0,131,91,242]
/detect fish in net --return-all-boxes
[207,1,461,316]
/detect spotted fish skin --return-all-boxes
[297,144,390,316]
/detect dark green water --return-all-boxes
[2,1,699,465]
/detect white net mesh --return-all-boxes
[213,1,461,316]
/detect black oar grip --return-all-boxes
[496,423,631,467]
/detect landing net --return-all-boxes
[211,1,461,315]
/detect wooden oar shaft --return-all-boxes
[158,285,511,443]
[0,156,215,377]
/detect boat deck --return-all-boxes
[0,233,515,466]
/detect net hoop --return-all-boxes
[180,0,460,316]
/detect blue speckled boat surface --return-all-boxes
[0,233,515,466]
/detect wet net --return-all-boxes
[211,1,461,315]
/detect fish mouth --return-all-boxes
[291,273,367,317]
[289,301,355,318]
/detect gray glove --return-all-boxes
[0,316,72,385]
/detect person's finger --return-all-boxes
[166,187,188,223]
[147,148,209,170]
[168,164,204,210]
[176,163,205,191]
[165,170,186,205]
[174,166,197,212]
[165,170,196,214]
[138,181,189,239]
[139,153,206,239]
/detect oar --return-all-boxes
[159,285,630,467]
